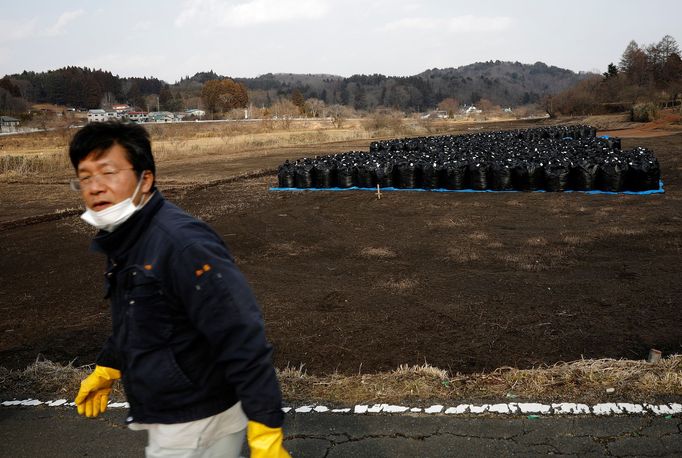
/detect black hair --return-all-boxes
[69,121,156,181]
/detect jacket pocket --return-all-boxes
[123,266,173,348]
[130,348,196,404]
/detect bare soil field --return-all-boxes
[1,119,680,391]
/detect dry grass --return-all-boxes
[0,151,71,178]
[359,247,397,259]
[0,357,123,401]
[151,126,368,163]
[425,216,470,229]
[526,237,548,247]
[267,241,318,257]
[0,119,371,179]
[377,277,418,292]
[561,234,593,246]
[606,227,646,236]
[467,231,489,241]
[498,245,577,271]
[505,199,525,207]
[2,356,680,405]
[499,253,550,272]
[278,356,682,405]
[445,246,481,263]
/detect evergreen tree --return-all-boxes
[159,84,176,111]
[127,81,145,109]
[291,88,305,113]
[0,76,21,97]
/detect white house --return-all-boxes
[464,106,482,115]
[0,116,19,133]
[185,109,205,118]
[87,109,108,123]
[126,111,148,123]
[148,111,175,122]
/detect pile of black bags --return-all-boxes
[277,125,661,192]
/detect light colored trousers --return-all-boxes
[129,402,248,458]
[145,428,245,458]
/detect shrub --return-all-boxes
[630,103,659,122]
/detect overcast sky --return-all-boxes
[1,0,680,83]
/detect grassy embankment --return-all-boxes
[1,356,680,405]
[0,117,474,180]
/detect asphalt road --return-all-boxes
[1,407,680,457]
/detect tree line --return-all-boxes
[547,35,682,118]
[7,34,678,120]
[1,59,587,118]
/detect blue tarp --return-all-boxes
[269,181,665,195]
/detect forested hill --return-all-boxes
[417,61,586,106]
[193,61,588,110]
[3,60,588,111]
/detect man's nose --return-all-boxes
[87,176,107,193]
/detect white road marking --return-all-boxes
[2,399,681,416]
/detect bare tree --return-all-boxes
[437,97,460,117]
[270,98,299,118]
[304,98,326,117]
[477,98,498,113]
[657,35,681,61]
[100,92,116,110]
[619,40,650,87]
[327,104,347,128]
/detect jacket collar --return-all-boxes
[91,191,164,259]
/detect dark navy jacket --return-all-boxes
[92,191,284,427]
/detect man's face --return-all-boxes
[76,143,154,211]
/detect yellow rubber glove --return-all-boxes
[247,421,291,458]
[74,365,121,418]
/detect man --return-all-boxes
[70,121,289,458]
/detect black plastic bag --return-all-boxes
[468,162,489,190]
[626,158,660,191]
[294,164,314,188]
[527,162,545,190]
[376,163,394,187]
[277,162,295,188]
[396,162,417,188]
[419,162,441,189]
[336,164,354,188]
[598,161,629,192]
[545,163,570,192]
[570,162,599,190]
[314,163,333,188]
[444,163,468,189]
[356,165,375,188]
[490,163,513,190]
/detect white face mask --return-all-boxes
[81,174,146,232]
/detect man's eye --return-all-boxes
[102,171,117,176]
[79,176,92,183]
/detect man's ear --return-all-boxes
[141,170,155,193]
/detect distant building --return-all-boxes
[87,109,107,122]
[185,109,205,118]
[463,106,482,115]
[126,111,148,123]
[111,104,131,114]
[0,116,19,133]
[147,111,175,122]
[421,110,448,119]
